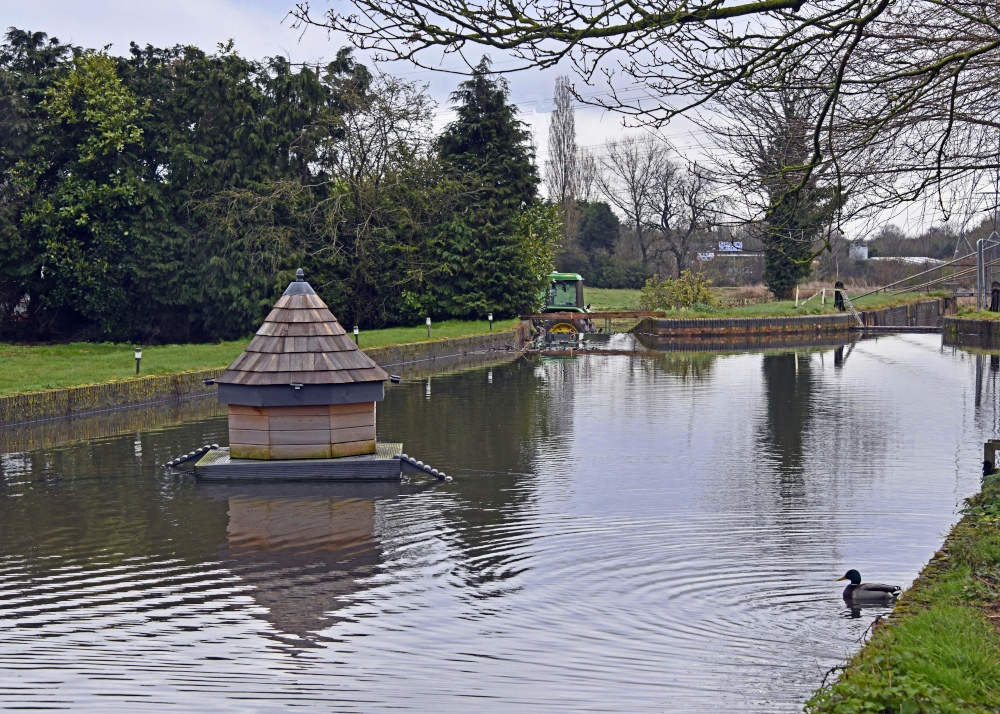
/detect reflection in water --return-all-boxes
[0,336,996,712]
[759,353,813,479]
[0,396,225,454]
[215,486,386,645]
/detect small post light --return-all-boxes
[134,347,142,375]
[353,325,359,345]
[488,312,493,330]
[426,316,432,338]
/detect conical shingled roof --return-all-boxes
[216,274,388,387]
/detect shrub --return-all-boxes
[639,270,720,310]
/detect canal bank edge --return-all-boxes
[0,326,529,426]
[806,473,1000,713]
[943,315,1000,348]
[635,298,953,338]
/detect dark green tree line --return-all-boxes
[0,31,558,343]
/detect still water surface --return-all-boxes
[0,335,996,712]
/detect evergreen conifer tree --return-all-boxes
[423,57,555,318]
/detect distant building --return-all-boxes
[849,242,869,260]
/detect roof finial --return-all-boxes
[295,268,305,282]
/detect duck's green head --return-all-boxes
[837,569,862,585]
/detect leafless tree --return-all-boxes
[575,148,598,203]
[289,1,1000,213]
[545,76,576,206]
[710,81,847,296]
[595,135,666,270]
[649,161,721,276]
[544,75,580,256]
[322,74,464,322]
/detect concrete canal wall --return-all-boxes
[364,324,528,377]
[0,369,225,426]
[0,395,226,454]
[942,315,1000,349]
[0,326,529,427]
[635,298,952,338]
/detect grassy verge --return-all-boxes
[585,287,945,318]
[672,290,947,319]
[806,474,1000,713]
[955,308,1000,322]
[0,318,520,396]
[0,288,946,396]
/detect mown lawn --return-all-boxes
[584,287,642,310]
[0,318,520,396]
[0,289,945,396]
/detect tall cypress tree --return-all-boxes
[422,57,554,318]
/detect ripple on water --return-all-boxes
[0,335,989,711]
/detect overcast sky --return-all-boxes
[0,1,950,236]
[0,0,677,169]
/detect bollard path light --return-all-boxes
[488,312,493,330]
[134,347,142,375]
[353,325,359,345]
[426,316,432,338]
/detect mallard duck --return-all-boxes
[838,569,901,604]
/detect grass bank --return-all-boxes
[0,318,519,396]
[806,474,1000,713]
[0,289,946,396]
[586,286,945,318]
[585,287,940,319]
[677,290,947,319]
[955,308,1000,321]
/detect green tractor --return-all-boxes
[540,272,596,336]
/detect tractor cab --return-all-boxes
[544,273,587,313]
[539,272,595,336]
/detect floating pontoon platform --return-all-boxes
[190,442,448,482]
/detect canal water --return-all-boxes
[0,334,995,712]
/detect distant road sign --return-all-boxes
[697,252,715,261]
[718,241,743,252]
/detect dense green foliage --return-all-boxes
[0,32,557,342]
[757,94,843,300]
[557,199,649,289]
[578,201,619,254]
[409,58,555,318]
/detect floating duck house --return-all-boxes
[183,269,447,481]
[215,269,387,460]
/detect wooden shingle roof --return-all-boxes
[216,275,388,387]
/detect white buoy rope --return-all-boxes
[398,453,448,481]
[167,444,215,468]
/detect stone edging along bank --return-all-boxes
[943,315,1000,348]
[635,298,953,338]
[0,326,528,427]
